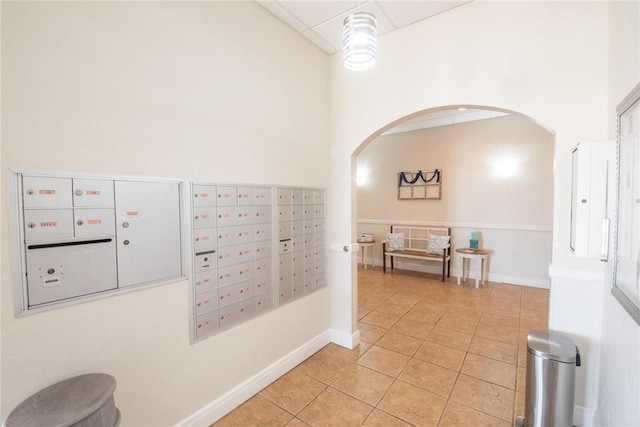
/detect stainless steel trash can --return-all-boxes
[517,331,580,427]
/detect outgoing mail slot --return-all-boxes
[22,176,72,208]
[237,206,254,226]
[74,208,115,238]
[193,206,217,229]
[196,290,218,315]
[254,206,272,224]
[73,179,114,208]
[195,270,218,294]
[193,227,217,253]
[237,187,254,206]
[253,187,272,205]
[217,245,238,268]
[216,186,237,207]
[254,259,271,278]
[24,209,74,241]
[192,184,217,207]
[26,238,117,307]
[217,226,238,248]
[195,250,216,272]
[217,206,237,228]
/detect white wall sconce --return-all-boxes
[342,12,377,71]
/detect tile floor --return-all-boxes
[214,266,549,426]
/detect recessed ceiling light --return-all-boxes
[458,107,467,111]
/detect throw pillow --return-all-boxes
[386,233,405,251]
[427,234,450,255]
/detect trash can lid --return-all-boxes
[527,331,577,363]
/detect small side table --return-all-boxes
[456,248,489,288]
[357,240,375,270]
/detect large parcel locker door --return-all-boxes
[115,181,182,288]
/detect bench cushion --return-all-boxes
[427,234,450,255]
[386,233,405,251]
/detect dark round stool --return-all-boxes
[5,373,120,427]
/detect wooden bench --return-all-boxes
[383,225,451,281]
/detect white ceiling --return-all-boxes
[383,109,509,135]
[257,1,505,135]
[258,0,472,55]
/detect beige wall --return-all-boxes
[356,114,553,284]
[1,2,329,425]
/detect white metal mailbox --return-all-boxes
[26,239,117,306]
[114,180,182,288]
[74,208,116,238]
[22,176,72,208]
[72,179,114,208]
[23,209,74,241]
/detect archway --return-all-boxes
[348,105,555,347]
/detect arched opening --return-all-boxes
[350,104,555,344]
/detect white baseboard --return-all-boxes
[364,259,550,288]
[575,404,595,427]
[330,328,361,349]
[175,330,331,427]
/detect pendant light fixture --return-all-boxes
[342,12,377,71]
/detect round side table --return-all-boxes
[357,240,375,269]
[455,248,489,288]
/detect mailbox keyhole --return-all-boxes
[123,240,130,245]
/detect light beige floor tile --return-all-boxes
[516,366,526,394]
[358,322,387,344]
[357,345,411,377]
[391,318,433,339]
[414,341,466,371]
[491,283,522,300]
[375,331,423,356]
[426,326,473,351]
[398,358,457,397]
[259,370,326,415]
[214,395,293,426]
[436,313,479,335]
[286,418,309,426]
[479,312,520,330]
[363,409,412,426]
[331,365,395,406]
[450,374,515,422]
[297,388,373,427]
[358,306,372,320]
[461,353,517,389]
[519,315,548,331]
[361,311,402,329]
[475,324,519,346]
[468,336,518,365]
[378,380,447,426]
[375,302,412,316]
[386,293,422,308]
[439,400,511,427]
[294,344,361,384]
[403,305,445,325]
